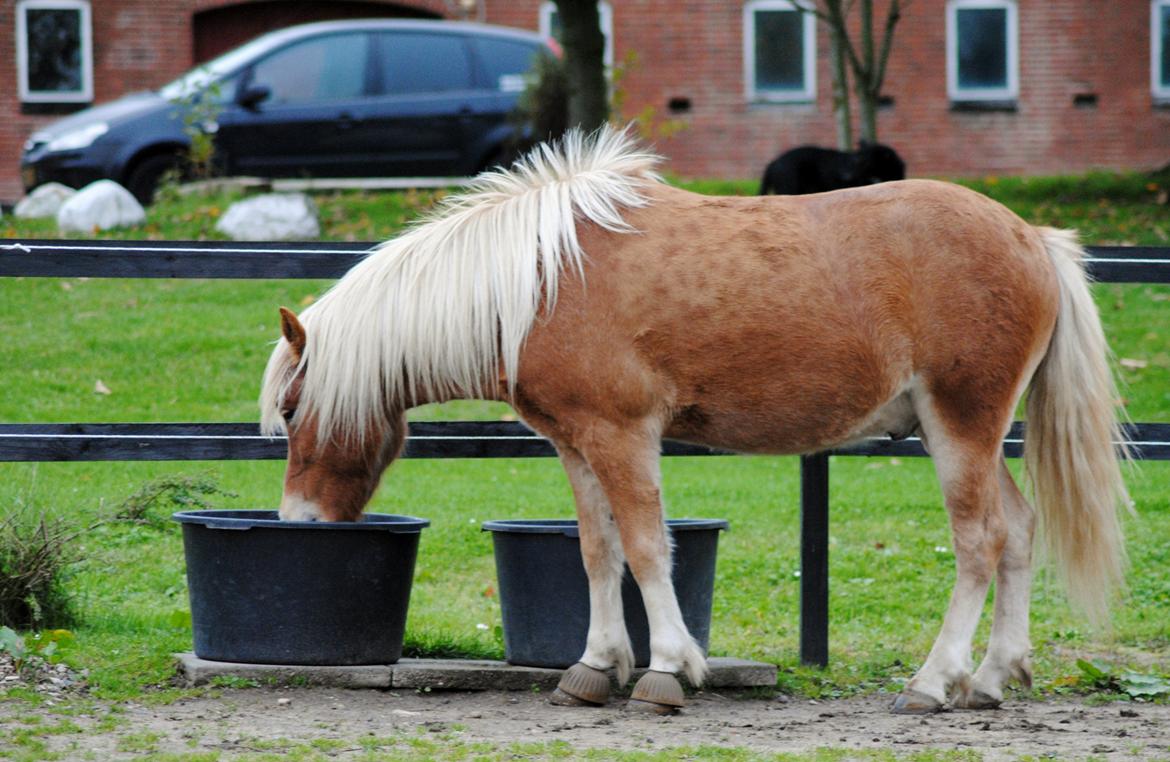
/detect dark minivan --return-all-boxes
[20,19,554,202]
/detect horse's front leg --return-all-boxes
[577,421,708,713]
[549,445,634,707]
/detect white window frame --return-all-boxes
[1153,0,1170,100]
[743,0,817,103]
[946,0,1018,102]
[15,0,94,103]
[539,1,614,72]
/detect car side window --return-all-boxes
[376,33,473,95]
[250,33,370,104]
[473,38,542,92]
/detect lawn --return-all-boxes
[0,172,1167,709]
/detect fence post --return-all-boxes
[800,452,830,667]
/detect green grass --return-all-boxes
[0,172,1167,707]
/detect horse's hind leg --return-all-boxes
[550,445,633,706]
[954,459,1035,708]
[895,422,1007,714]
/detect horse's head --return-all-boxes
[262,308,407,522]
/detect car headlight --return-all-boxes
[45,122,109,152]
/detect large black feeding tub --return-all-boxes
[173,510,428,666]
[482,518,728,669]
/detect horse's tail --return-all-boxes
[1025,227,1131,625]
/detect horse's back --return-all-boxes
[517,180,1060,455]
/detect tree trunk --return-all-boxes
[855,0,878,143]
[817,0,904,145]
[830,25,853,149]
[554,0,609,131]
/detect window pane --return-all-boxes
[475,38,541,92]
[252,34,368,104]
[380,34,472,95]
[1161,5,1170,88]
[754,9,805,91]
[956,7,1008,90]
[25,8,83,93]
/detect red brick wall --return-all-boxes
[3,0,1168,203]
[559,0,1170,182]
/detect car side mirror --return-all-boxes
[237,84,271,111]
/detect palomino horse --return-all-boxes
[261,127,1129,714]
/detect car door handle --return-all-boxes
[337,113,359,130]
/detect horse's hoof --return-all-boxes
[626,698,679,716]
[629,670,686,713]
[891,689,945,715]
[953,688,1002,710]
[551,662,610,707]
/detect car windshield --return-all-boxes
[158,32,282,100]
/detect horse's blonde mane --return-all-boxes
[260,126,661,441]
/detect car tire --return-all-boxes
[124,154,182,205]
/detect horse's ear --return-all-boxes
[279,307,307,359]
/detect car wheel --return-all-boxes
[124,154,182,205]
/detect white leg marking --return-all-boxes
[279,492,323,521]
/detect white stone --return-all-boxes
[56,180,146,233]
[215,193,320,241]
[14,182,76,219]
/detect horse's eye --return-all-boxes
[281,409,296,423]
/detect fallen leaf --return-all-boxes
[94,380,112,395]
[1119,358,1148,370]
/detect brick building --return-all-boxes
[2,0,1168,203]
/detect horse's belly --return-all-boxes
[664,387,917,456]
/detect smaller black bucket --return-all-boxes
[482,518,727,669]
[174,510,429,666]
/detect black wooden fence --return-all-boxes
[3,238,1169,667]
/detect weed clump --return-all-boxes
[0,507,80,630]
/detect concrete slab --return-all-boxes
[177,653,392,688]
[176,654,777,692]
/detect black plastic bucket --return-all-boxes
[173,510,429,666]
[481,518,727,669]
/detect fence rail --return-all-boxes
[2,238,1168,668]
[4,239,1170,282]
[1,420,1167,463]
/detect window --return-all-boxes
[946,0,1018,103]
[474,37,543,93]
[377,33,473,95]
[744,0,817,103]
[15,0,93,103]
[250,33,370,105]
[539,1,614,71]
[1154,0,1170,101]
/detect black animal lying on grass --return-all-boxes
[759,142,906,195]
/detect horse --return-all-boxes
[760,141,906,195]
[260,126,1129,715]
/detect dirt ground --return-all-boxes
[7,685,1170,760]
